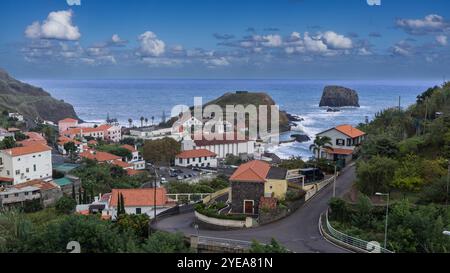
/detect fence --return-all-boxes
[322,211,394,253]
[304,176,335,201]
[202,187,230,204]
[166,193,211,203]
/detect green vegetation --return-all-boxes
[330,82,450,253]
[71,159,149,196]
[224,154,243,165]
[97,144,132,160]
[309,135,332,159]
[249,238,289,253]
[0,136,18,149]
[165,175,229,194]
[278,156,305,170]
[143,137,181,165]
[0,208,190,253]
[55,196,77,214]
[195,203,245,221]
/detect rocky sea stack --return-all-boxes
[319,85,360,107]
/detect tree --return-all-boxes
[140,116,144,127]
[63,141,78,160]
[361,134,399,159]
[151,116,155,126]
[116,214,150,240]
[141,231,190,253]
[55,196,77,214]
[143,137,181,165]
[144,118,148,127]
[278,157,305,170]
[309,136,332,160]
[356,156,397,195]
[0,136,17,149]
[328,197,349,222]
[128,118,133,128]
[249,238,289,253]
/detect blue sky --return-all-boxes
[1,0,450,79]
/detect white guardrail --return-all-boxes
[324,211,394,253]
[198,236,253,250]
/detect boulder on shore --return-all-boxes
[319,85,360,107]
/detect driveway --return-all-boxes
[154,165,356,253]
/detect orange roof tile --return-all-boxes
[7,127,21,132]
[59,118,78,123]
[335,125,366,138]
[3,143,51,156]
[176,149,216,159]
[121,144,137,153]
[230,160,271,183]
[18,132,48,147]
[110,188,168,207]
[111,160,134,169]
[79,151,121,162]
[126,169,145,176]
[325,148,354,155]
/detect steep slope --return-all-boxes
[0,69,79,124]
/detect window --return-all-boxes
[15,170,20,175]
[25,192,29,196]
[26,168,29,173]
[135,208,141,214]
[14,193,19,197]
[336,139,345,146]
[347,138,352,146]
[6,170,10,176]
[33,164,36,172]
[4,194,8,199]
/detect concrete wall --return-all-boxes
[0,150,53,185]
[195,211,252,229]
[264,179,287,199]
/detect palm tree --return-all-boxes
[140,116,144,127]
[128,118,133,128]
[144,118,148,127]
[309,136,333,160]
[151,116,155,126]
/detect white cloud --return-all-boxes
[436,35,448,46]
[204,57,230,66]
[262,34,282,47]
[358,48,373,56]
[396,14,448,35]
[137,31,165,57]
[321,31,353,49]
[303,32,328,53]
[66,0,81,6]
[25,10,81,40]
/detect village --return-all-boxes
[0,108,366,232]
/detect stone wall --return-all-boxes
[230,181,264,214]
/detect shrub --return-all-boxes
[195,203,245,221]
[55,196,77,214]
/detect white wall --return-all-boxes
[0,150,53,184]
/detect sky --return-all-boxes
[1,0,450,80]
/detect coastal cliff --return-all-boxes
[0,69,79,124]
[319,85,360,107]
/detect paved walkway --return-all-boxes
[154,165,356,253]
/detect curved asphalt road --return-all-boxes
[154,165,356,253]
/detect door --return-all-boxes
[244,200,254,214]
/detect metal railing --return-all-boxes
[323,211,394,253]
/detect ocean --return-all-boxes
[25,79,441,159]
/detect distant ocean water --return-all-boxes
[25,79,441,159]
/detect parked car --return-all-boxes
[177,175,184,180]
[160,177,167,183]
[300,168,325,183]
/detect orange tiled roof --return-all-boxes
[176,149,216,159]
[126,169,145,176]
[79,151,121,162]
[59,118,78,123]
[58,136,81,145]
[230,160,271,183]
[63,127,105,135]
[3,143,51,157]
[121,144,137,153]
[19,132,48,147]
[7,127,21,132]
[88,140,98,145]
[325,148,354,155]
[110,188,168,207]
[111,159,134,169]
[335,125,366,138]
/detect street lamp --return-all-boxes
[375,192,390,249]
[327,162,338,197]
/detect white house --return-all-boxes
[57,136,85,155]
[181,133,255,159]
[0,128,14,141]
[8,112,24,122]
[108,188,173,220]
[121,144,146,170]
[0,144,53,185]
[316,124,366,164]
[175,149,218,168]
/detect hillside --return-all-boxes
[160,91,290,132]
[0,69,79,125]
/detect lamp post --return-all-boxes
[327,162,338,197]
[376,192,390,249]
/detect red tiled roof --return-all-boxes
[111,159,134,169]
[110,188,168,207]
[0,177,14,182]
[126,169,145,176]
[121,144,137,153]
[59,118,78,123]
[335,125,366,138]
[79,151,121,162]
[18,132,48,147]
[3,143,51,157]
[325,148,354,155]
[230,160,271,183]
[58,136,81,145]
[7,127,21,132]
[176,149,216,159]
